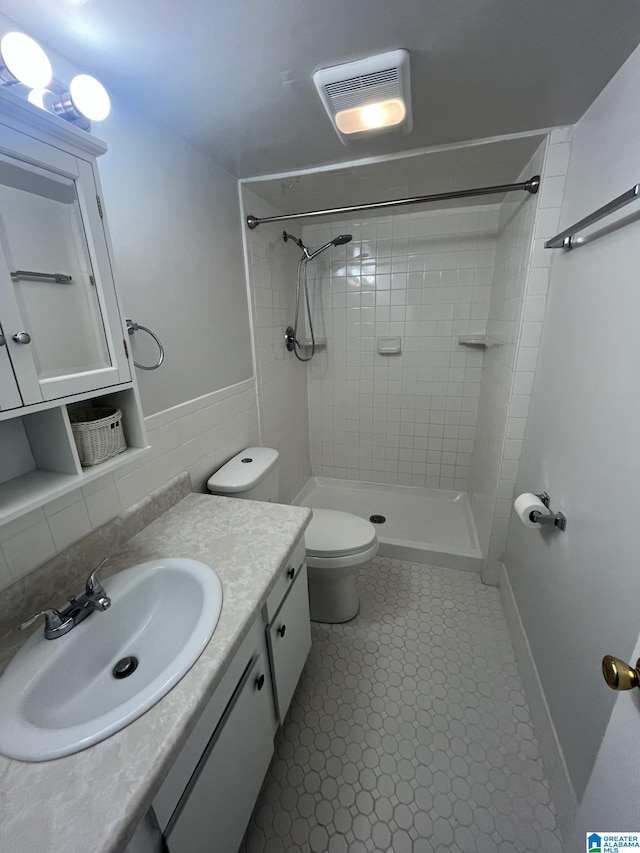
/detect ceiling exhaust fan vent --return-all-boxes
[313,50,412,145]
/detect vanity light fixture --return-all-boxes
[0,28,110,133]
[53,74,111,123]
[0,32,52,90]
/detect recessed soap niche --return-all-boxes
[0,388,149,526]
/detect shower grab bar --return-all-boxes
[11,269,72,284]
[545,183,640,250]
[125,319,165,370]
[246,175,540,229]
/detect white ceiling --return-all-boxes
[1,1,639,179]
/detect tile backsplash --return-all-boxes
[0,378,259,593]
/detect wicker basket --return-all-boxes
[69,406,127,467]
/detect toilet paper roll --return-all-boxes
[514,493,548,528]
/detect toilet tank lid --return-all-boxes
[207,447,279,493]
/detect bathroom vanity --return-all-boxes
[153,537,310,853]
[0,489,312,853]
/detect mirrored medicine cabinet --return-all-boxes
[0,88,148,526]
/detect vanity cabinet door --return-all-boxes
[164,650,275,853]
[0,125,130,406]
[267,563,311,722]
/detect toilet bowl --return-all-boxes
[206,448,378,623]
[304,508,378,622]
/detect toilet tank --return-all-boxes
[207,447,280,502]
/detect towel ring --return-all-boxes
[125,319,165,370]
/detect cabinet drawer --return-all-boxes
[164,648,275,853]
[268,564,311,722]
[264,536,305,622]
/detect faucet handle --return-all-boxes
[86,557,109,595]
[20,608,66,632]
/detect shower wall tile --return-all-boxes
[0,378,259,593]
[302,205,499,490]
[469,129,571,581]
[242,188,312,503]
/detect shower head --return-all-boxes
[306,233,354,260]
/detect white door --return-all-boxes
[0,127,130,405]
[567,633,640,852]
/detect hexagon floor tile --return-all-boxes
[241,556,565,853]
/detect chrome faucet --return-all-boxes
[20,558,112,640]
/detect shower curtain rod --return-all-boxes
[246,175,540,229]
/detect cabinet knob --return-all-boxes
[287,568,295,580]
[255,673,265,691]
[12,331,31,344]
[278,624,287,638]
[0,332,5,347]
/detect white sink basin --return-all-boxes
[0,558,223,761]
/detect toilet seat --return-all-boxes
[305,509,377,558]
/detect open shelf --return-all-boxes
[0,388,149,526]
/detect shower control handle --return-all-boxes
[285,326,295,352]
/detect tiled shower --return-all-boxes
[243,129,569,578]
[301,205,495,491]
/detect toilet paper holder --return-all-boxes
[532,492,567,531]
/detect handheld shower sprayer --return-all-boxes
[282,231,352,259]
[283,231,353,361]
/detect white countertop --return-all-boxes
[0,493,311,853]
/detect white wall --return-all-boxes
[469,133,569,574]
[99,102,253,416]
[301,207,497,489]
[503,44,640,801]
[242,188,311,503]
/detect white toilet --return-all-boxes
[206,447,378,623]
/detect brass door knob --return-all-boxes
[602,655,640,690]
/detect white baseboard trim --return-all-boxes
[499,561,577,842]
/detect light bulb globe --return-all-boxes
[27,87,56,112]
[360,104,387,129]
[69,74,110,121]
[0,32,52,89]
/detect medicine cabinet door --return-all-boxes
[0,318,22,411]
[0,126,130,407]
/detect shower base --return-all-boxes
[294,477,483,572]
